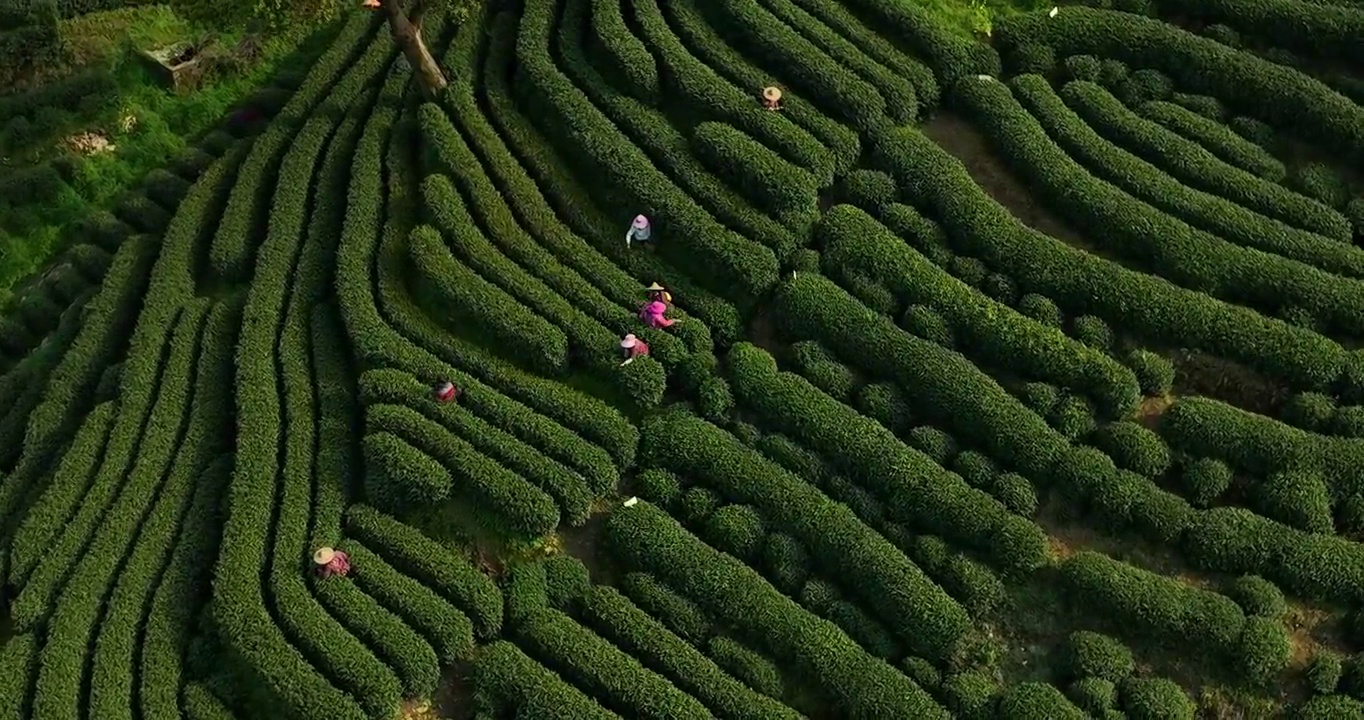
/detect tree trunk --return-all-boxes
[381,0,448,100]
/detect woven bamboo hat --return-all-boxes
[763,86,782,101]
[645,282,665,292]
[313,547,336,565]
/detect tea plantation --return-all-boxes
[1,0,1363,717]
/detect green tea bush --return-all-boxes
[854,382,912,434]
[1120,677,1195,720]
[634,469,682,506]
[1283,392,1336,431]
[1065,631,1136,682]
[1068,677,1118,715]
[1236,616,1293,685]
[1093,421,1171,478]
[620,573,711,646]
[1063,54,1102,81]
[997,682,1087,719]
[706,637,783,698]
[942,670,998,720]
[1181,457,1232,507]
[1307,651,1344,695]
[702,504,766,561]
[906,425,957,465]
[836,169,897,210]
[901,304,955,347]
[1226,575,1286,619]
[1252,470,1333,534]
[1020,382,1061,416]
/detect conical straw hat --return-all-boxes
[621,334,638,348]
[313,547,336,565]
[645,282,665,292]
[763,86,782,101]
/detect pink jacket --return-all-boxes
[639,301,675,329]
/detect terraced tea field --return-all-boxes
[1,0,1363,717]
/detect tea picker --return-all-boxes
[639,300,678,329]
[626,214,652,247]
[645,281,672,305]
[619,333,650,366]
[762,86,783,111]
[434,380,460,403]
[312,547,351,579]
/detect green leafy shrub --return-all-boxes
[1068,677,1117,715]
[949,255,989,287]
[1016,293,1062,327]
[1253,470,1333,534]
[1307,651,1344,695]
[1124,349,1175,396]
[789,340,855,401]
[837,170,897,210]
[542,555,592,612]
[362,432,454,515]
[1119,68,1174,105]
[677,486,720,525]
[854,382,912,434]
[1063,55,1102,81]
[1201,23,1240,47]
[707,636,783,699]
[953,450,997,488]
[606,504,943,716]
[1050,393,1096,439]
[619,572,711,646]
[992,472,1038,516]
[1009,44,1056,76]
[1292,163,1351,209]
[997,681,1087,719]
[1137,101,1282,180]
[901,656,942,690]
[503,562,549,626]
[943,670,998,720]
[760,532,810,595]
[1226,575,1286,619]
[1181,457,1232,507]
[634,469,682,506]
[1093,421,1171,478]
[1064,631,1136,681]
[906,425,957,464]
[1300,694,1364,718]
[1333,406,1364,438]
[578,585,800,719]
[901,304,955,347]
[1283,392,1336,431]
[1098,58,1128,88]
[691,121,820,213]
[981,272,1018,305]
[1169,92,1224,121]
[1236,616,1292,685]
[702,504,766,561]
[787,248,821,273]
[1020,382,1061,416]
[1120,677,1195,720]
[1229,116,1274,148]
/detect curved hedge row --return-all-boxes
[408,223,569,376]
[311,574,441,699]
[754,0,920,123]
[994,6,1364,165]
[365,402,560,536]
[88,301,235,720]
[461,12,742,346]
[1060,81,1349,243]
[690,122,820,216]
[785,0,940,111]
[32,300,209,720]
[623,0,838,185]
[362,430,455,513]
[659,0,861,174]
[138,450,233,719]
[620,572,712,645]
[471,640,618,718]
[588,0,658,101]
[214,36,399,717]
[834,0,998,83]
[359,368,598,521]
[6,400,113,584]
[205,12,383,281]
[638,407,972,659]
[341,541,475,664]
[343,504,504,639]
[606,501,951,719]
[1160,0,1364,68]
[869,122,1346,392]
[580,584,802,719]
[706,0,889,131]
[766,273,1067,495]
[514,0,779,300]
[337,97,637,470]
[559,0,799,259]
[514,607,712,718]
[997,73,1364,335]
[418,104,698,369]
[817,204,1140,418]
